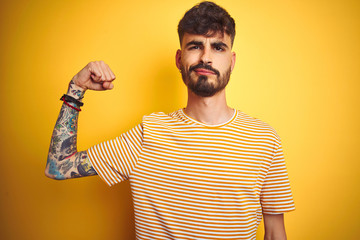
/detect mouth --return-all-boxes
[189,64,220,77]
[194,68,216,76]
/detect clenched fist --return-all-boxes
[71,61,116,91]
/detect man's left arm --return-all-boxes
[263,213,287,240]
[261,139,295,240]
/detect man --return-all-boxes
[46,1,295,239]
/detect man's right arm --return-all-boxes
[45,61,116,180]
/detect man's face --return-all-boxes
[176,32,236,97]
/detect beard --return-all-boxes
[180,63,232,97]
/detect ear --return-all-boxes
[175,49,182,70]
[230,51,236,72]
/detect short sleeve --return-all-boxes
[87,124,143,186]
[260,142,295,214]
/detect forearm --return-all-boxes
[263,214,287,240]
[45,61,115,179]
[45,81,92,179]
[264,233,287,240]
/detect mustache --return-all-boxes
[189,64,220,76]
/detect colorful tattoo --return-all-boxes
[72,152,97,178]
[68,80,85,99]
[46,81,97,179]
[47,157,66,180]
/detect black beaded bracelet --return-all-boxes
[60,94,84,107]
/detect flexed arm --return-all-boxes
[45,61,116,180]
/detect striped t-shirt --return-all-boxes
[87,109,295,240]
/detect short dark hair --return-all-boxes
[177,1,236,46]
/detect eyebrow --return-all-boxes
[185,40,229,49]
[185,40,203,47]
[212,42,229,49]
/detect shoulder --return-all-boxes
[140,109,192,134]
[233,110,281,141]
[143,111,172,123]
[142,110,183,124]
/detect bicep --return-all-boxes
[263,213,287,240]
[60,151,98,179]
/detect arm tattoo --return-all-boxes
[71,151,97,178]
[46,82,97,179]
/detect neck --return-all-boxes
[184,89,234,125]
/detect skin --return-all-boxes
[264,214,287,240]
[45,34,287,239]
[45,61,116,179]
[176,32,236,125]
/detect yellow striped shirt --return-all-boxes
[87,109,295,239]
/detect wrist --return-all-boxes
[67,80,86,100]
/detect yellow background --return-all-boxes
[1,0,359,239]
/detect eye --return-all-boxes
[189,45,200,50]
[214,46,224,51]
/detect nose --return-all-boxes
[200,46,212,65]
